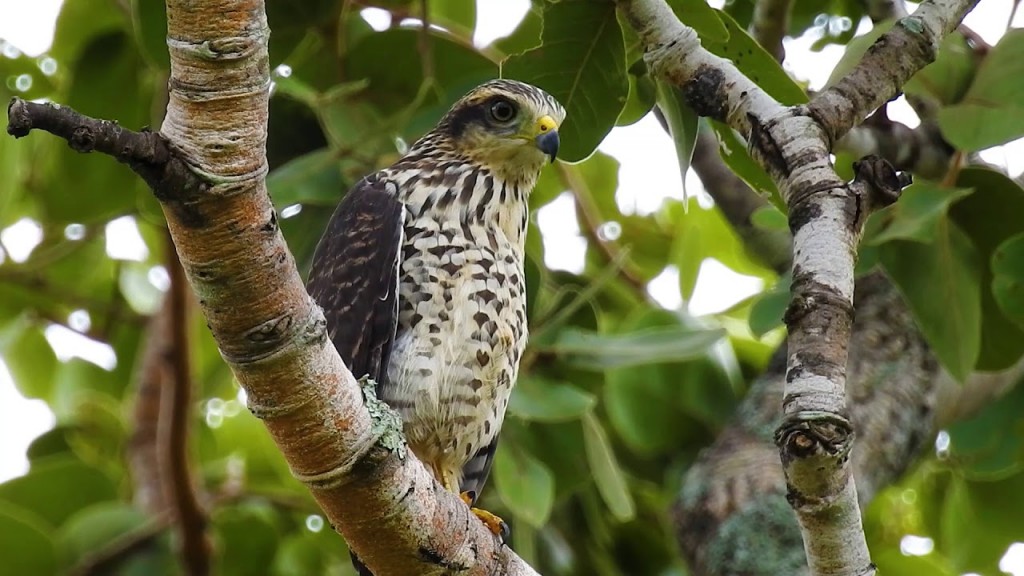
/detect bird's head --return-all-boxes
[435,79,565,180]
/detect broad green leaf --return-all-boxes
[345,29,497,118]
[616,65,657,127]
[267,148,345,207]
[865,183,973,245]
[938,105,1024,153]
[0,501,56,576]
[748,279,790,338]
[879,218,981,382]
[0,457,117,527]
[941,472,1024,574]
[991,233,1024,330]
[49,0,125,65]
[950,167,1024,370]
[655,81,700,201]
[873,549,956,576]
[665,0,728,42]
[430,0,476,35]
[710,121,783,210]
[938,29,1024,151]
[946,381,1024,480]
[212,502,281,576]
[1,324,58,401]
[549,326,724,369]
[508,377,596,423]
[493,446,555,528]
[41,32,150,223]
[582,412,635,522]
[750,205,787,231]
[493,1,543,56]
[131,0,169,70]
[56,502,150,568]
[704,10,807,106]
[503,0,629,162]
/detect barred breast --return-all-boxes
[382,163,530,490]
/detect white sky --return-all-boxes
[2,7,1024,569]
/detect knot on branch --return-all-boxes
[853,154,909,208]
[774,412,854,466]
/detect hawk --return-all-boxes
[306,79,564,572]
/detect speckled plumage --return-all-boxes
[308,80,565,510]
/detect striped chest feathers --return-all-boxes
[382,164,531,458]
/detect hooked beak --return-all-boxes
[534,115,560,163]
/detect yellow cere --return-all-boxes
[536,115,558,135]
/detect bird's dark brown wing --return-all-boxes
[306,176,404,389]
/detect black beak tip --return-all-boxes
[536,130,560,163]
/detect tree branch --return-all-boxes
[160,238,211,576]
[838,111,954,180]
[128,293,172,515]
[618,0,976,573]
[7,1,536,572]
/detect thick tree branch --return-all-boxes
[161,239,211,576]
[7,2,535,573]
[619,0,976,573]
[675,272,1024,576]
[809,0,980,145]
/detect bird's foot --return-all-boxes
[460,491,510,541]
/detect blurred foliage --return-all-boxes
[1,0,1023,575]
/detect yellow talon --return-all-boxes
[460,491,510,540]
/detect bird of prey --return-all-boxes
[306,78,564,571]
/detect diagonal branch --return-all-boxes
[6,1,535,572]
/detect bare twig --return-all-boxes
[160,238,211,576]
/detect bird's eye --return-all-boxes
[489,99,517,123]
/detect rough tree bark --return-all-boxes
[617,0,981,573]
[6,1,535,574]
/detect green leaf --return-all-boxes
[864,182,973,245]
[508,377,596,422]
[56,502,150,568]
[873,549,956,576]
[879,218,981,382]
[582,412,635,521]
[748,279,790,338]
[503,0,629,162]
[0,457,117,527]
[750,205,788,231]
[0,501,56,576]
[655,81,699,201]
[703,10,807,106]
[49,0,126,65]
[131,0,169,70]
[665,0,728,42]
[549,326,725,370]
[212,502,281,576]
[429,0,476,34]
[946,381,1024,480]
[493,446,555,528]
[0,324,58,401]
[941,472,1024,574]
[991,233,1024,330]
[41,32,150,223]
[267,148,344,207]
[710,121,783,211]
[938,29,1024,151]
[616,66,657,127]
[950,167,1024,370]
